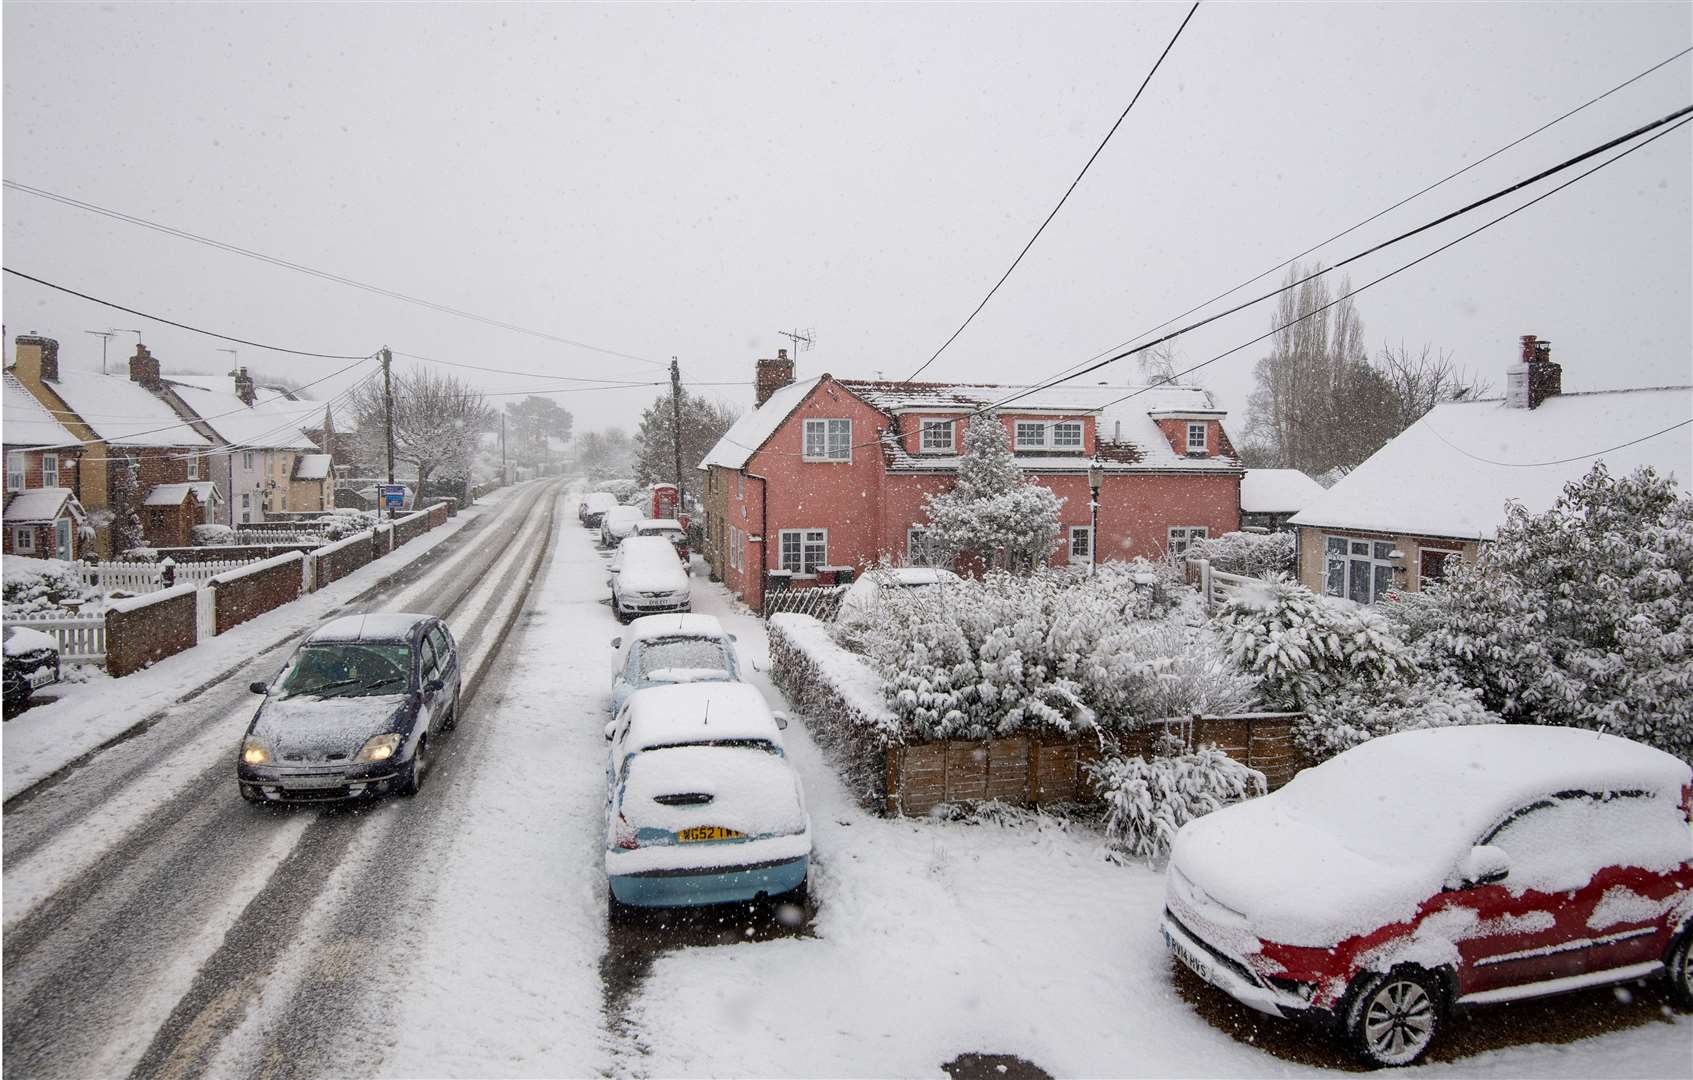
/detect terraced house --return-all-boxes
[700,350,1243,610]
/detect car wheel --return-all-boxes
[1667,926,1693,1009]
[399,737,427,796]
[1345,967,1444,1068]
[239,783,263,804]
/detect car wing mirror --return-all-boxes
[611,637,622,649]
[728,633,738,642]
[424,678,445,694]
[772,710,790,731]
[1464,844,1510,886]
[604,720,618,742]
[249,681,269,695]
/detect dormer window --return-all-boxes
[1014,422,1046,449]
[919,420,955,454]
[1014,420,1085,450]
[1186,422,1208,454]
[1053,422,1083,449]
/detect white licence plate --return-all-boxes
[1165,929,1217,986]
[26,667,56,689]
[279,774,348,789]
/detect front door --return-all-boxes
[53,518,73,561]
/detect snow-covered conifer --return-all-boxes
[923,413,1063,572]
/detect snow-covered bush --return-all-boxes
[313,509,378,540]
[851,564,1249,741]
[3,558,97,616]
[923,413,1063,572]
[1088,741,1266,862]
[1413,464,1693,760]
[1295,674,1498,762]
[1213,576,1415,711]
[192,524,236,546]
[1187,530,1295,579]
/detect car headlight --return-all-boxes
[357,733,403,762]
[241,737,273,766]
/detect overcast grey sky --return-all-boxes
[5,2,1690,439]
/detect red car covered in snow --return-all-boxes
[1162,725,1693,1067]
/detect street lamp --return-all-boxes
[1087,456,1105,573]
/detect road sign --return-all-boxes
[378,484,406,510]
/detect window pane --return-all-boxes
[1326,537,1346,555]
[1373,563,1394,602]
[1373,542,1394,561]
[1053,423,1082,448]
[1420,550,1449,582]
[1325,556,1345,597]
[1348,560,1371,603]
[804,422,823,457]
[1350,541,1369,556]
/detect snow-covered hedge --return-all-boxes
[192,524,236,546]
[1295,675,1497,762]
[767,613,902,806]
[1408,464,1693,761]
[1186,531,1295,579]
[313,509,378,540]
[848,563,1252,741]
[1087,742,1266,862]
[2,557,97,617]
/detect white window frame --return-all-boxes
[1014,421,1048,449]
[1186,422,1208,453]
[1167,526,1208,557]
[6,451,26,490]
[243,450,255,470]
[907,526,935,566]
[803,418,852,462]
[186,454,202,481]
[736,471,745,499]
[41,453,59,488]
[1323,534,1399,605]
[1052,421,1083,450]
[14,526,36,553]
[1069,524,1094,564]
[919,420,955,454]
[778,528,827,576]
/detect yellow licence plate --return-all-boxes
[676,825,744,843]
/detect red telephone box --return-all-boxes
[650,483,679,520]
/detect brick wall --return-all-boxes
[312,530,374,588]
[147,543,318,564]
[211,552,304,634]
[105,585,198,677]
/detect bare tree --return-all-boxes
[1377,341,1493,430]
[350,369,495,492]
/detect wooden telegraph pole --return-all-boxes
[380,347,396,519]
[669,356,685,509]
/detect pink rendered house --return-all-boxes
[699,350,1242,611]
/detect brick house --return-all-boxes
[142,482,222,548]
[1289,336,1692,602]
[4,370,88,559]
[700,350,1243,610]
[161,369,326,522]
[8,336,211,556]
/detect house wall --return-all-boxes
[3,520,78,560]
[1091,471,1241,561]
[229,450,271,524]
[287,477,328,512]
[4,445,84,496]
[1295,525,1480,596]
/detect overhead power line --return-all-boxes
[394,351,659,386]
[3,268,376,361]
[1417,414,1693,469]
[1035,44,1693,396]
[899,1,1201,383]
[986,101,1693,413]
[2,180,665,368]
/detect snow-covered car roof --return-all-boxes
[1172,725,1692,947]
[619,743,805,836]
[308,612,430,644]
[619,683,782,753]
[615,537,690,590]
[604,505,643,521]
[635,518,685,532]
[583,492,618,510]
[4,625,61,657]
[626,613,730,643]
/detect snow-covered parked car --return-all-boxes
[580,492,617,529]
[603,683,807,919]
[236,613,461,803]
[1161,725,1693,1067]
[633,518,689,561]
[608,536,691,623]
[599,505,643,548]
[3,625,61,707]
[608,613,739,716]
[835,566,962,626]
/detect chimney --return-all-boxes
[755,348,795,407]
[14,334,60,383]
[128,343,162,389]
[232,365,256,406]
[1505,334,1562,409]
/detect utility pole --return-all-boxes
[380,346,396,519]
[669,355,685,510]
[501,411,508,485]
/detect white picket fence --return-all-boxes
[7,613,107,663]
[1186,558,1257,614]
[79,559,259,594]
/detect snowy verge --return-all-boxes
[0,491,508,801]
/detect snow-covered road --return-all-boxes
[5,484,1687,1079]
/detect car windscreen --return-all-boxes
[634,638,729,677]
[276,642,412,700]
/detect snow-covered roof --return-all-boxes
[1289,387,1692,540]
[164,380,319,451]
[4,487,83,523]
[309,613,430,643]
[3,373,80,448]
[293,454,333,480]
[143,481,222,507]
[1240,469,1326,514]
[699,376,823,470]
[626,613,730,643]
[36,368,211,449]
[619,683,784,753]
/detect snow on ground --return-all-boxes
[613,574,1692,1079]
[0,489,511,801]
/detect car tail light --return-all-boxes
[614,813,640,850]
[1681,782,1692,823]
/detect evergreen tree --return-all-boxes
[923,413,1063,572]
[633,390,739,487]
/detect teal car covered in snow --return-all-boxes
[603,683,809,918]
